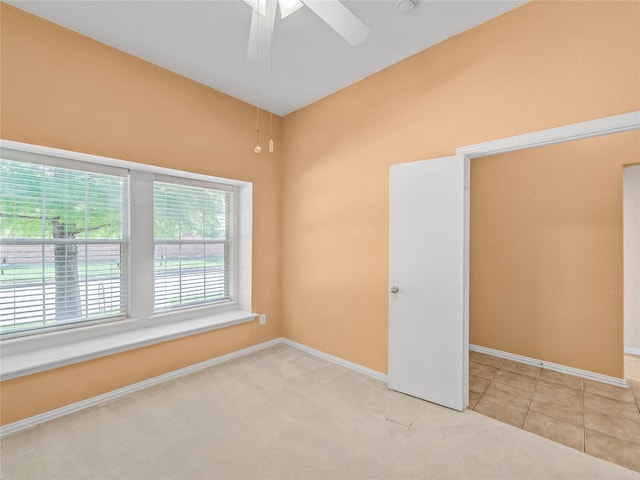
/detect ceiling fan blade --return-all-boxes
[302,0,370,46]
[247,0,277,62]
[243,0,267,16]
[278,0,304,19]
[247,8,259,61]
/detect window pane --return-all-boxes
[154,182,229,241]
[0,159,126,337]
[153,181,232,311]
[154,243,228,309]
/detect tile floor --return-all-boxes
[468,351,640,473]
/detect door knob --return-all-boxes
[390,285,399,294]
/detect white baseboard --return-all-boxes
[470,344,628,388]
[6,338,628,437]
[281,338,388,382]
[0,338,282,436]
[624,346,640,356]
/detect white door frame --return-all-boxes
[623,165,640,356]
[455,110,640,407]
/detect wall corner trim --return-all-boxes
[282,338,388,382]
[470,344,628,388]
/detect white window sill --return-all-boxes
[0,310,257,381]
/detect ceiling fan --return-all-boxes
[243,0,370,61]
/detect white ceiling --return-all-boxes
[7,0,526,116]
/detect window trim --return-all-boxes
[0,140,255,381]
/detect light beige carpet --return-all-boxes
[1,344,638,479]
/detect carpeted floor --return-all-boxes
[1,344,639,479]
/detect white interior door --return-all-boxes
[388,155,467,411]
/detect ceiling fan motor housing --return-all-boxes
[396,0,417,15]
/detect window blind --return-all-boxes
[0,159,127,337]
[153,179,233,311]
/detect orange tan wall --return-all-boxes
[470,131,640,377]
[1,0,639,426]
[0,4,282,425]
[281,1,640,376]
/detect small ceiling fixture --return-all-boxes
[243,0,370,62]
[252,9,275,155]
[247,0,371,153]
[396,0,417,15]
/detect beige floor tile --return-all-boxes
[584,409,640,445]
[467,355,640,474]
[492,370,537,394]
[625,354,640,381]
[469,352,640,471]
[534,379,582,406]
[469,351,503,368]
[523,410,584,451]
[501,359,541,379]
[538,369,583,390]
[586,429,640,473]
[483,382,532,408]
[626,368,640,382]
[470,362,498,380]
[628,379,640,404]
[529,395,583,427]
[626,353,640,364]
[469,374,490,394]
[584,379,636,403]
[474,393,528,428]
[584,392,640,421]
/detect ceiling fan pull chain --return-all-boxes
[255,106,262,154]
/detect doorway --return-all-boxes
[388,111,639,413]
[463,127,640,472]
[467,131,638,382]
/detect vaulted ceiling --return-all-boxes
[7,1,526,116]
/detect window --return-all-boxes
[0,158,127,337]
[153,177,234,311]
[0,141,253,378]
